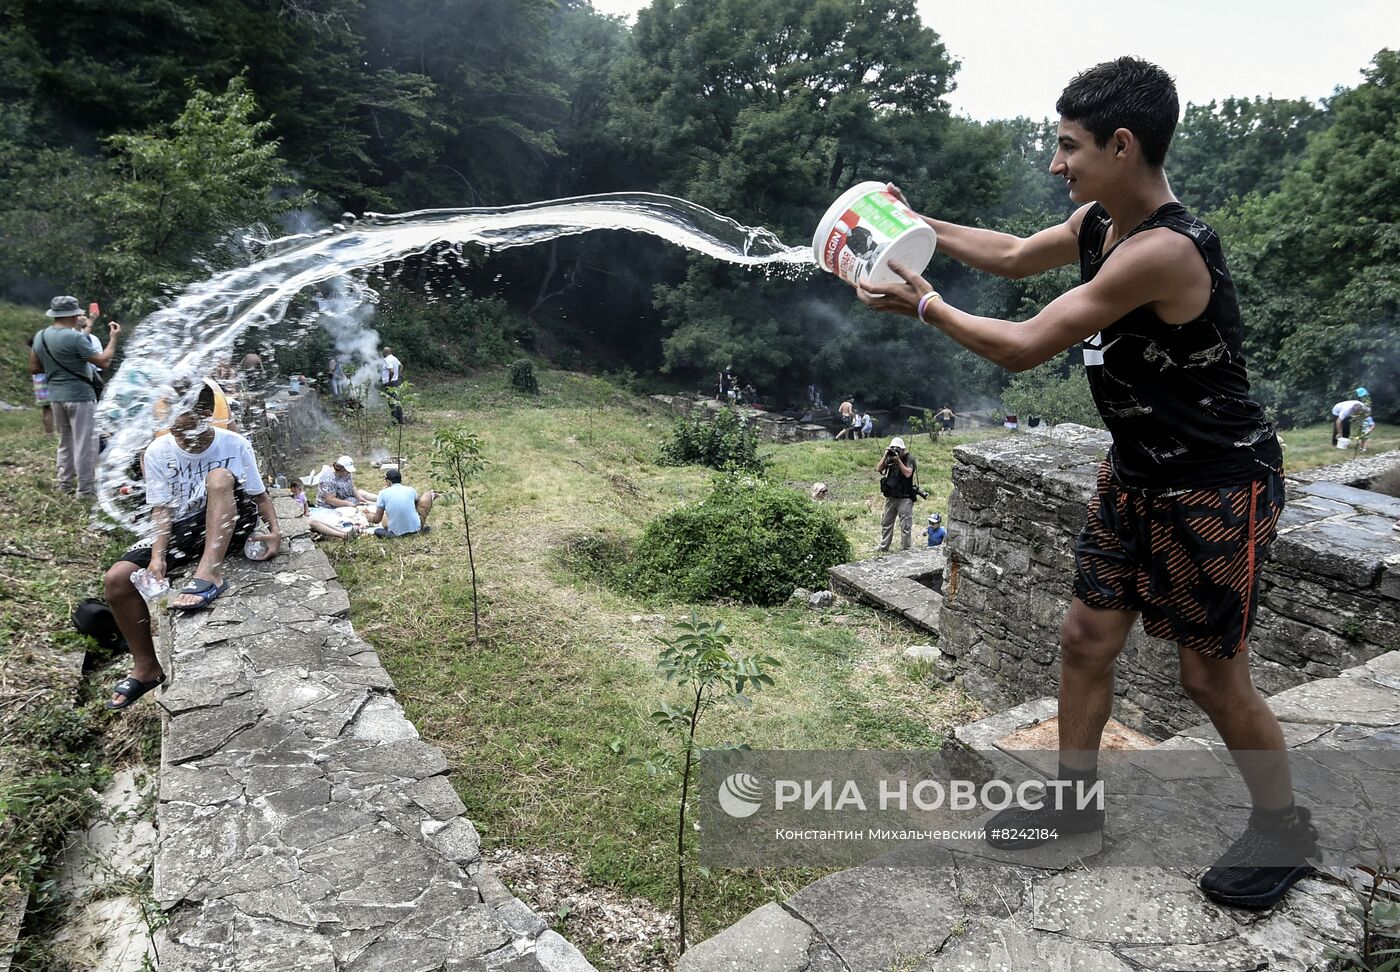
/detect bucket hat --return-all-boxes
[46,295,83,318]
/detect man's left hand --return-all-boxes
[856,261,935,318]
[249,532,281,561]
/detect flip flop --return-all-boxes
[170,577,229,612]
[107,673,165,710]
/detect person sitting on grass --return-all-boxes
[295,477,356,541]
[307,508,362,541]
[103,383,281,709]
[289,478,310,516]
[367,467,438,537]
[317,454,377,508]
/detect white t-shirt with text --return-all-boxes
[143,427,266,521]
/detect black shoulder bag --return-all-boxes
[37,331,104,396]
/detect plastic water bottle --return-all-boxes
[244,538,268,560]
[130,568,170,601]
[32,373,49,404]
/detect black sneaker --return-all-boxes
[1198,806,1319,909]
[984,802,1105,849]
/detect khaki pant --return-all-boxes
[879,496,914,551]
[53,400,98,496]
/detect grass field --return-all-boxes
[314,372,989,959]
[4,291,1395,967]
[281,370,1400,962]
[0,306,162,970]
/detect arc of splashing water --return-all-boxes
[96,191,816,532]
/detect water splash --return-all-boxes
[96,192,815,531]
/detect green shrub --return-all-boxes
[626,475,851,605]
[659,408,762,473]
[510,359,540,394]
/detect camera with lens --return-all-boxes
[914,486,930,500]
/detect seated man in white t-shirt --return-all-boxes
[367,467,437,537]
[102,384,281,709]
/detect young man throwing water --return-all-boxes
[857,57,1312,908]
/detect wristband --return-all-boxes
[916,291,943,324]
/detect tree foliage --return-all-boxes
[1001,359,1102,428]
[1221,50,1400,422]
[1170,96,1329,214]
[0,1,1391,425]
[98,76,309,314]
[615,613,778,955]
[659,408,763,473]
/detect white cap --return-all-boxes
[890,437,905,450]
[334,455,357,473]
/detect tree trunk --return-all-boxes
[463,509,480,642]
[676,686,703,955]
[827,151,845,191]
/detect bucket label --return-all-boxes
[850,191,917,239]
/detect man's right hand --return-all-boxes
[148,553,166,583]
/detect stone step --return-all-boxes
[828,548,946,633]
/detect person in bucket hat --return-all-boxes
[316,454,378,509]
[29,296,122,496]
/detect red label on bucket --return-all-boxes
[822,226,848,272]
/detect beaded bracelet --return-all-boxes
[917,290,943,324]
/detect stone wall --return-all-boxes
[940,425,1400,738]
[649,394,833,443]
[242,387,333,480]
[152,496,596,971]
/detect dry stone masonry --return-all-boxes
[153,494,595,971]
[940,426,1400,738]
[649,394,833,443]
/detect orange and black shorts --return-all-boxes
[1072,462,1285,659]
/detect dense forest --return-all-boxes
[1,0,1395,423]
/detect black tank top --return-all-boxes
[1077,201,1281,490]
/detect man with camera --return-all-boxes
[876,436,924,551]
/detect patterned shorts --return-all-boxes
[1072,462,1285,659]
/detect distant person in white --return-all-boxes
[368,467,437,537]
[1331,398,1368,447]
[103,383,281,708]
[380,347,403,387]
[380,346,405,423]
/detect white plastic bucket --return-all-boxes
[1336,437,1351,449]
[812,181,937,287]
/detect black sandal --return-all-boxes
[107,674,165,710]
